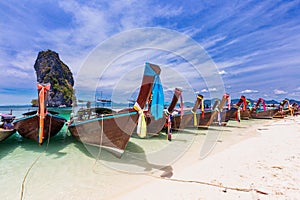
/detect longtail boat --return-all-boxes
[68,62,162,157]
[0,113,16,142]
[210,93,231,126]
[145,87,182,137]
[229,95,251,121]
[13,84,67,144]
[249,98,278,119]
[170,94,203,130]
[172,93,231,129]
[273,99,294,118]
[292,103,299,116]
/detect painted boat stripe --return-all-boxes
[71,111,137,126]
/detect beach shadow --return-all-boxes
[74,140,174,178]
[0,125,73,160]
[203,127,233,132]
[224,125,247,129]
[0,133,22,160]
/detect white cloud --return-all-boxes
[215,51,261,70]
[290,92,300,97]
[1,0,300,104]
[218,70,227,75]
[200,88,218,93]
[10,50,37,70]
[240,89,258,94]
[201,35,227,49]
[5,69,31,78]
[273,89,287,95]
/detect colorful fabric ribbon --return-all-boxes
[247,100,252,111]
[167,113,172,141]
[262,101,266,111]
[256,98,266,111]
[286,101,294,116]
[198,95,204,119]
[227,95,231,110]
[242,96,247,111]
[37,83,50,144]
[179,92,184,119]
[191,110,197,127]
[236,107,241,122]
[150,75,164,120]
[134,102,147,138]
[217,108,222,125]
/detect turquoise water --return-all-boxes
[0,105,272,199]
[0,105,72,145]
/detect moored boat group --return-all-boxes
[1,62,299,158]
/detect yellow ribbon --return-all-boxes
[191,110,197,127]
[287,102,294,116]
[134,102,147,138]
[196,95,204,119]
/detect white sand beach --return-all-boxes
[114,117,300,200]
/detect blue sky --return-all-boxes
[0,0,300,105]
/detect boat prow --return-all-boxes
[68,62,162,157]
[0,113,16,142]
[13,83,67,144]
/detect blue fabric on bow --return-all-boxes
[150,74,164,120]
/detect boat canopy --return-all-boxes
[0,113,16,120]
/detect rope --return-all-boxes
[148,173,268,195]
[237,107,241,122]
[20,115,53,200]
[218,111,222,125]
[93,114,104,173]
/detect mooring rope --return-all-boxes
[20,115,52,200]
[147,173,268,195]
[93,114,104,173]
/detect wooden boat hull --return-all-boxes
[273,112,285,119]
[224,109,236,123]
[171,111,195,130]
[68,112,139,157]
[229,109,251,120]
[250,109,278,119]
[68,62,162,156]
[240,110,251,120]
[273,109,293,118]
[0,128,16,142]
[144,115,166,137]
[172,111,218,129]
[14,114,66,143]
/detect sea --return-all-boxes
[0,105,271,200]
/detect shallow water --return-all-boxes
[0,106,273,200]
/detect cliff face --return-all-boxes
[34,50,74,107]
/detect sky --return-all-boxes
[0,0,300,105]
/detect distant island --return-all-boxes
[31,50,75,107]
